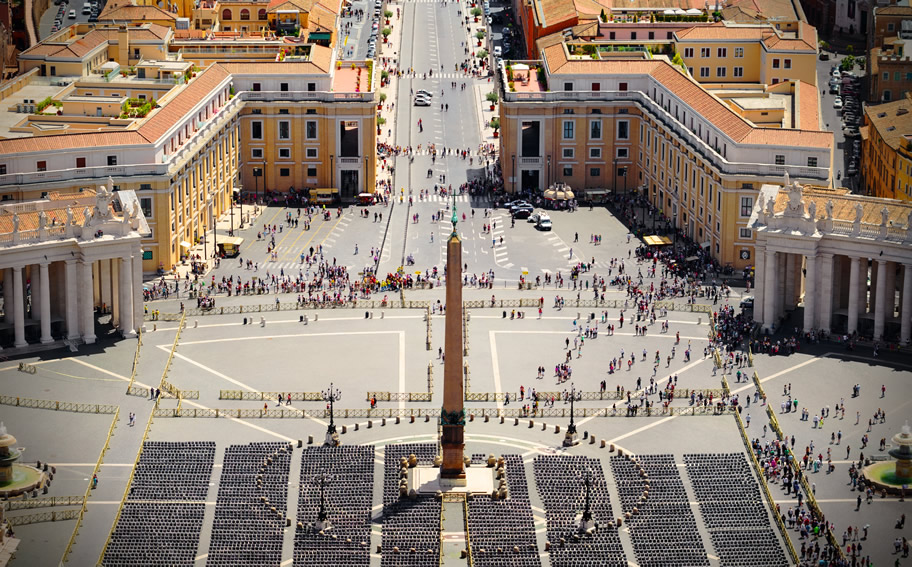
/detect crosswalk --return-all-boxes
[391,149,498,156]
[414,194,492,204]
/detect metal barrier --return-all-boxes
[219,390,323,401]
[124,327,142,394]
[9,509,80,526]
[61,407,119,564]
[142,299,427,321]
[0,395,117,415]
[4,496,85,511]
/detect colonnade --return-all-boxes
[1,253,141,348]
[756,248,912,344]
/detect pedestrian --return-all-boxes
[92,474,98,489]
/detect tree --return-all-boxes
[600,8,607,22]
[383,9,393,18]
[490,117,500,131]
[379,92,388,103]
[471,6,482,17]
[381,27,392,38]
[485,91,499,103]
[477,49,488,59]
[476,30,486,40]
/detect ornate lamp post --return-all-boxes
[563,383,579,446]
[321,383,341,446]
[313,472,333,532]
[577,468,596,533]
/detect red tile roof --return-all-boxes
[138,64,231,143]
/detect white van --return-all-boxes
[493,46,502,57]
[81,2,91,13]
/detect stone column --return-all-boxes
[12,267,26,348]
[803,254,817,331]
[133,247,143,331]
[847,257,860,334]
[763,250,777,331]
[885,260,897,319]
[39,263,52,343]
[874,259,888,339]
[901,264,912,345]
[784,253,797,313]
[65,260,79,340]
[2,268,12,323]
[753,249,765,325]
[119,256,135,338]
[31,265,40,321]
[81,260,96,345]
[100,259,113,315]
[819,254,834,332]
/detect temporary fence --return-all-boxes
[124,328,143,394]
[4,496,85,511]
[0,395,117,415]
[61,406,119,564]
[220,390,324,401]
[426,307,432,351]
[9,509,80,526]
[157,311,199,400]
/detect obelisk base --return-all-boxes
[563,430,580,447]
[324,430,340,447]
[440,424,466,481]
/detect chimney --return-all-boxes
[118,25,129,65]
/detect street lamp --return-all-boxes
[330,155,335,190]
[546,154,551,191]
[511,154,515,194]
[253,167,263,206]
[577,468,596,534]
[563,383,579,446]
[321,382,341,446]
[202,225,207,260]
[312,472,333,532]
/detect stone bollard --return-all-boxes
[194,320,198,328]
[260,316,266,327]
[354,423,359,431]
[617,448,624,456]
[425,415,430,422]
[382,418,386,426]
[514,418,519,426]
[341,425,347,434]
[610,443,615,452]
[555,425,560,433]
[697,317,701,325]
[314,314,318,321]
[367,420,373,428]
[529,420,534,428]
[307,435,313,444]
[395,416,400,424]
[541,422,547,431]
[500,416,505,424]
[484,415,489,423]
[381,312,385,319]
[601,440,607,448]
[589,435,596,444]
[469,414,474,422]
[583,431,588,439]
[410,415,415,423]
[297,439,303,448]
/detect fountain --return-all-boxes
[862,420,912,495]
[0,423,45,498]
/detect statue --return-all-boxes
[783,170,790,189]
[93,183,115,223]
[807,201,816,220]
[908,210,912,230]
[11,214,18,234]
[881,206,890,226]
[854,203,864,223]
[82,206,92,227]
[66,206,73,227]
[786,183,804,215]
[766,195,776,217]
[826,200,834,220]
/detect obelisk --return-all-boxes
[440,199,466,481]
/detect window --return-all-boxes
[590,167,600,177]
[733,67,744,78]
[305,148,318,159]
[279,168,290,177]
[278,121,290,140]
[251,108,262,114]
[562,148,574,159]
[221,8,231,19]
[563,82,573,92]
[700,47,710,57]
[279,148,291,159]
[717,67,726,78]
[0,164,6,175]
[251,121,263,140]
[609,31,616,40]
[739,228,752,239]
[307,83,316,92]
[140,198,153,217]
[734,47,744,58]
[280,83,289,92]
[717,47,727,57]
[591,82,600,91]
[252,83,261,91]
[807,157,818,167]
[740,196,753,216]
[888,22,895,31]
[589,120,602,140]
[562,120,574,140]
[630,32,637,40]
[37,160,47,172]
[774,154,785,165]
[784,59,791,69]
[306,108,316,114]
[589,148,601,159]
[240,8,249,20]
[616,148,628,158]
[684,48,694,58]
[279,108,289,114]
[251,148,264,159]
[562,166,573,177]
[258,8,266,19]
[648,31,654,40]
[772,58,780,69]
[139,183,152,191]
[306,166,317,177]
[306,121,318,139]
[107,155,117,166]
[617,120,629,140]
[700,67,710,78]
[76,157,86,168]
[883,72,889,80]
[618,82,627,91]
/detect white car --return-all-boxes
[415,89,432,98]
[833,97,843,109]
[414,95,431,106]
[537,216,552,231]
[831,67,841,78]
[68,8,76,17]
[493,46,502,57]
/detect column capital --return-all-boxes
[11,265,22,272]
[818,252,833,260]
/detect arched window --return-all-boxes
[240,8,250,20]
[221,8,231,20]
[258,8,267,20]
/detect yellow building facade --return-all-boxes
[499,40,833,270]
[862,94,912,202]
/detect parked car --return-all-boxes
[68,9,76,18]
[414,95,431,106]
[512,206,533,219]
[493,46,502,57]
[536,215,552,230]
[833,97,843,109]
[415,89,433,98]
[819,52,830,60]
[528,212,541,223]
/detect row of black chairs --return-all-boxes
[684,453,788,567]
[533,455,627,567]
[294,445,375,567]
[381,443,440,567]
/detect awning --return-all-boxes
[179,241,191,248]
[512,63,530,70]
[219,236,244,246]
[643,235,672,246]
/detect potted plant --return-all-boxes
[477,49,488,60]
[471,7,481,21]
[378,92,387,109]
[476,30,485,46]
[485,91,498,111]
[384,9,392,24]
[382,28,391,42]
[490,117,500,137]
[377,116,386,135]
[381,69,390,86]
